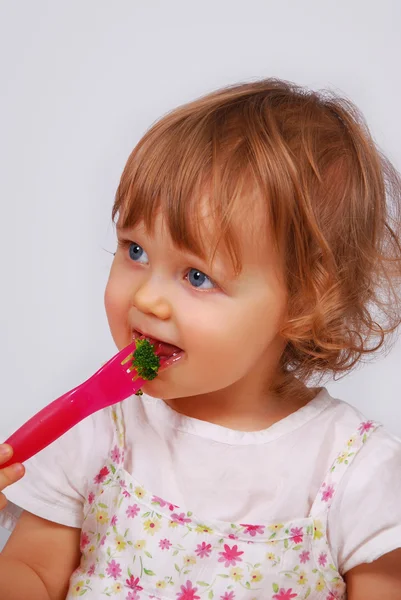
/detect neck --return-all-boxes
[164,375,319,432]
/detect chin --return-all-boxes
[138,377,177,400]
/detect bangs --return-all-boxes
[112,107,274,275]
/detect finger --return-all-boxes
[0,492,8,511]
[0,463,25,491]
[0,444,13,466]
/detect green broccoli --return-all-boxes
[132,338,161,390]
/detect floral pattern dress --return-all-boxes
[67,402,379,600]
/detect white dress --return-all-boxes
[2,388,401,599]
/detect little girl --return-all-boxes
[1,78,401,600]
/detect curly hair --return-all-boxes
[112,77,401,392]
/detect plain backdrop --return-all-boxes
[0,0,400,550]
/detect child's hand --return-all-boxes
[0,444,24,510]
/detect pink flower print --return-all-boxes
[318,552,328,567]
[127,593,140,600]
[126,504,140,518]
[176,580,200,600]
[106,559,122,580]
[152,496,178,511]
[218,544,244,568]
[221,593,235,600]
[94,466,110,484]
[111,515,118,526]
[299,550,310,564]
[119,480,131,498]
[359,421,374,435]
[159,538,172,550]
[80,531,90,550]
[171,512,192,525]
[228,534,238,540]
[273,589,298,600]
[290,527,303,544]
[195,542,212,558]
[88,491,95,505]
[240,524,265,537]
[151,495,168,507]
[126,575,143,591]
[110,445,121,463]
[87,563,96,576]
[326,594,336,600]
[321,484,335,502]
[100,535,107,546]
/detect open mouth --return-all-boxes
[132,329,185,370]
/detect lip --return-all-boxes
[158,350,185,372]
[132,327,180,349]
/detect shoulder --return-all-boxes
[324,398,401,574]
[306,388,399,454]
[2,404,116,531]
[315,389,401,471]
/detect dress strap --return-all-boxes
[108,402,126,469]
[309,419,381,518]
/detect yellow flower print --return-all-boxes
[267,552,276,561]
[347,436,356,447]
[297,571,308,585]
[268,523,284,533]
[266,539,278,546]
[144,518,162,535]
[336,451,348,464]
[112,582,123,593]
[134,486,145,499]
[71,581,85,596]
[230,567,244,581]
[115,534,127,551]
[134,539,146,550]
[332,578,342,590]
[169,520,179,528]
[250,570,263,583]
[156,581,167,589]
[195,524,214,534]
[183,555,196,566]
[112,409,118,423]
[96,510,109,524]
[316,576,325,591]
[313,520,324,540]
[88,545,95,554]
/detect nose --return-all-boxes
[132,274,172,320]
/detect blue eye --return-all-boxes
[128,242,149,264]
[187,268,215,290]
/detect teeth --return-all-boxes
[132,329,183,358]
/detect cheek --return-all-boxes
[104,272,129,324]
[178,301,251,368]
[181,290,284,364]
[104,278,118,317]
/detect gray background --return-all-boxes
[1,0,400,550]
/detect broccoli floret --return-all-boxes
[132,338,161,383]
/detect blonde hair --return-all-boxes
[112,77,401,391]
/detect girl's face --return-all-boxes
[104,203,288,403]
